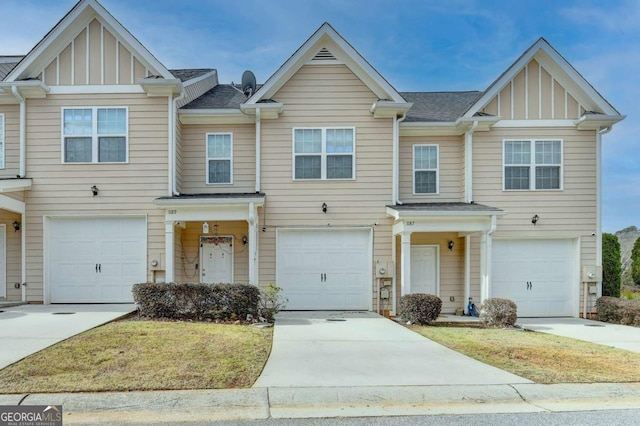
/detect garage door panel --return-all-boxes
[48,217,146,303]
[277,229,371,310]
[492,239,574,317]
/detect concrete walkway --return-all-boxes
[253,311,530,387]
[517,317,640,353]
[0,304,136,368]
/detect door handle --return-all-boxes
[96,264,98,273]
[98,264,101,273]
[324,273,327,282]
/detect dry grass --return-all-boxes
[413,326,640,384]
[0,319,272,394]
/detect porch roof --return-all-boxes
[154,192,265,208]
[387,202,505,219]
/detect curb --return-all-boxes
[3,383,640,424]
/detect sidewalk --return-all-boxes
[2,383,639,424]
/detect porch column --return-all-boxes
[165,222,175,283]
[479,231,492,302]
[248,203,258,285]
[464,235,471,311]
[400,232,412,295]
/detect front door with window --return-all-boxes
[200,236,233,283]
[410,245,438,295]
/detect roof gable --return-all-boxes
[5,0,173,83]
[245,22,405,105]
[465,38,620,118]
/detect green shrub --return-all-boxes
[596,296,640,326]
[632,237,640,285]
[132,282,260,321]
[479,298,518,328]
[602,233,621,297]
[399,294,442,325]
[258,282,288,322]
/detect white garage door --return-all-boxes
[492,239,575,317]
[277,229,371,310]
[48,217,146,303]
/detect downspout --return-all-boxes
[393,112,407,205]
[464,120,478,203]
[171,92,185,196]
[12,86,27,302]
[596,126,611,297]
[255,108,261,192]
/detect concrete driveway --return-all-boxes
[0,304,136,369]
[253,311,531,387]
[518,317,640,353]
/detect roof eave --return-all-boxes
[575,114,626,130]
[240,102,284,119]
[370,101,413,118]
[179,108,254,125]
[154,196,265,208]
[138,78,183,96]
[386,206,506,220]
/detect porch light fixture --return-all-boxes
[242,235,248,245]
[12,221,20,232]
[448,240,454,251]
[91,185,99,196]
[531,214,539,225]
[322,203,327,213]
[202,222,210,234]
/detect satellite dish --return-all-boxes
[241,70,257,97]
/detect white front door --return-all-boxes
[492,239,575,317]
[200,237,233,283]
[410,245,438,294]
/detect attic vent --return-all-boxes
[312,48,337,61]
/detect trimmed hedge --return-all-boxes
[132,282,260,321]
[596,296,640,326]
[399,294,442,325]
[479,298,518,328]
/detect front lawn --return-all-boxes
[0,320,272,394]
[413,326,640,383]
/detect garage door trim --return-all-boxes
[44,214,148,304]
[276,227,373,311]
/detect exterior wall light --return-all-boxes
[242,235,248,245]
[12,221,20,232]
[91,185,99,196]
[531,214,539,225]
[322,202,327,213]
[448,240,454,251]
[202,222,209,234]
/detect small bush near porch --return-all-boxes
[133,282,260,321]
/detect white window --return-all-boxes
[503,139,562,190]
[0,114,4,169]
[293,127,355,180]
[207,133,232,184]
[413,144,438,194]
[62,107,128,163]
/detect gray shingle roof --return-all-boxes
[401,91,483,122]
[388,202,503,213]
[0,56,24,81]
[169,69,214,82]
[181,84,257,109]
[156,192,265,200]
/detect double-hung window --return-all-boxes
[62,107,128,163]
[293,127,355,180]
[413,144,438,194]
[0,114,4,168]
[503,139,562,190]
[207,133,232,184]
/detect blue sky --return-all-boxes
[2,0,638,232]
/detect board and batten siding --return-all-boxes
[399,135,464,202]
[0,104,20,178]
[23,93,169,301]
[469,126,597,312]
[179,124,256,194]
[39,19,151,86]
[257,64,395,307]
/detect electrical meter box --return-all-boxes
[375,261,394,278]
[581,265,602,282]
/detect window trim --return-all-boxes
[412,144,439,195]
[205,132,233,185]
[292,127,356,181]
[502,139,563,191]
[60,106,129,164]
[0,113,4,169]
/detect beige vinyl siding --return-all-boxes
[175,221,249,283]
[481,59,586,120]
[40,19,157,86]
[0,211,23,301]
[257,64,395,307]
[0,105,20,177]
[395,233,465,313]
[23,93,169,301]
[399,135,463,202]
[180,124,255,193]
[469,127,597,312]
